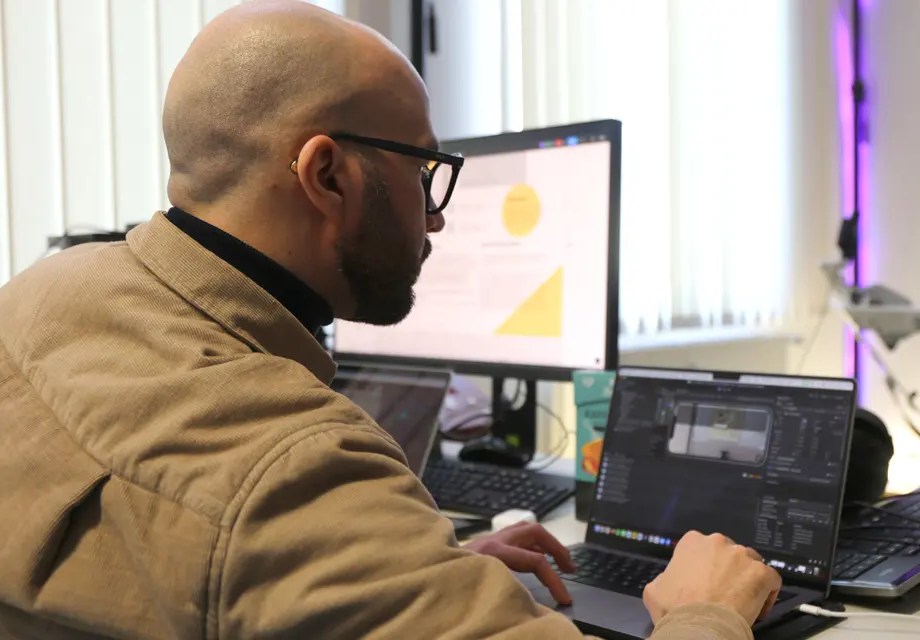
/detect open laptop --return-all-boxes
[330,363,451,475]
[834,496,920,597]
[518,366,856,639]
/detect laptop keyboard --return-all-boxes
[557,546,796,603]
[833,551,889,580]
[554,547,665,597]
[834,494,920,581]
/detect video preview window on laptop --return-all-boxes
[592,368,854,585]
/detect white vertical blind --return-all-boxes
[3,0,64,275]
[427,0,814,337]
[59,0,116,233]
[515,0,792,335]
[669,0,791,329]
[0,0,839,344]
[110,0,163,234]
[0,1,11,284]
[512,0,675,334]
[0,0,342,285]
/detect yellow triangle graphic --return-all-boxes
[495,267,563,337]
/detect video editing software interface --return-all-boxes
[591,368,854,584]
[334,124,616,373]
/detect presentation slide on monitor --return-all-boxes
[335,140,611,370]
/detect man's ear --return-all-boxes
[294,135,349,225]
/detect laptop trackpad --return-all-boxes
[518,573,654,639]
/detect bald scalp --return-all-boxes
[163,0,414,205]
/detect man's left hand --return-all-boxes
[465,521,577,605]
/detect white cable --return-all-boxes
[798,603,920,622]
[528,402,570,471]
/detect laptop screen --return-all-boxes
[587,367,856,588]
[330,364,451,475]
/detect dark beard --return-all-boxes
[336,163,429,326]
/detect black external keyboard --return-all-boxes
[422,458,574,519]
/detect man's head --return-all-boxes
[162,0,446,325]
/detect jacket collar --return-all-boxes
[127,212,336,384]
[163,207,333,335]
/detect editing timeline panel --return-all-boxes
[592,375,851,579]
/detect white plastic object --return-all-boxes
[491,508,537,532]
[798,603,920,622]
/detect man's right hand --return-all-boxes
[642,530,782,626]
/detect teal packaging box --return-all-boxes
[572,370,616,521]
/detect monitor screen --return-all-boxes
[587,367,856,589]
[330,364,451,475]
[333,120,621,380]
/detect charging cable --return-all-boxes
[799,603,920,623]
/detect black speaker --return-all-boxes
[844,407,894,504]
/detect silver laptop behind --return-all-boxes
[519,367,857,638]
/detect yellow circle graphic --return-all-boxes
[502,184,541,237]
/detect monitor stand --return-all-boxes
[457,377,537,468]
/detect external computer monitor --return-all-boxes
[334,120,622,463]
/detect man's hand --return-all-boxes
[465,522,577,605]
[643,531,782,626]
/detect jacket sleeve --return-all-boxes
[215,423,585,639]
[649,604,753,640]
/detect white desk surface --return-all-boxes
[533,500,920,639]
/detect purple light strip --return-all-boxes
[834,11,857,380]
[835,1,873,402]
[857,121,872,405]
[855,6,872,406]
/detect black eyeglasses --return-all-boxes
[289,133,464,215]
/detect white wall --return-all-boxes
[344,0,411,59]
[423,0,506,140]
[784,0,847,383]
[861,1,920,493]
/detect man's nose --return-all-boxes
[426,212,445,233]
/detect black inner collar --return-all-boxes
[165,207,333,335]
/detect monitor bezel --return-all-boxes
[333,119,622,382]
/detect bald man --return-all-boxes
[0,1,778,638]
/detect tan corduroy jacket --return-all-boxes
[0,212,752,639]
